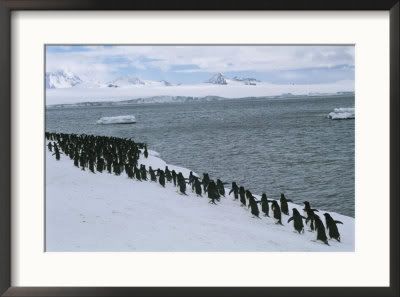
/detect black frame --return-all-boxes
[0,1,398,296]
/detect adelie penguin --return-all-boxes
[157,169,166,187]
[280,193,293,216]
[177,172,187,195]
[239,186,246,206]
[171,170,177,186]
[271,200,283,225]
[149,166,157,182]
[207,180,220,205]
[314,215,329,245]
[194,178,202,197]
[246,190,261,218]
[216,179,227,197]
[165,166,172,182]
[140,164,147,180]
[229,182,239,200]
[202,173,210,193]
[323,213,343,242]
[260,193,272,217]
[287,208,307,234]
[303,201,319,231]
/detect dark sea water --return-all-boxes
[46,96,355,217]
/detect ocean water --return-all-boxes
[46,96,355,217]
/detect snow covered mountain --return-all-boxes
[46,70,176,89]
[46,70,82,89]
[206,73,262,85]
[232,76,260,85]
[108,76,145,87]
[206,73,228,85]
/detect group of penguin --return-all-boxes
[46,131,344,246]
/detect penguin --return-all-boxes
[260,193,272,217]
[47,142,53,152]
[239,186,246,206]
[165,166,172,182]
[287,208,306,234]
[323,213,343,242]
[271,200,283,225]
[140,164,147,180]
[280,193,293,215]
[229,182,239,199]
[216,179,226,197]
[134,166,142,181]
[207,180,219,204]
[149,166,157,182]
[202,173,210,193]
[303,201,319,231]
[177,172,187,195]
[158,170,165,187]
[314,215,329,245]
[246,191,260,218]
[194,178,202,196]
[143,145,149,158]
[171,170,177,186]
[188,171,195,185]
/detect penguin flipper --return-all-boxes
[335,220,344,224]
[287,217,294,223]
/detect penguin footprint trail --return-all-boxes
[46,132,347,248]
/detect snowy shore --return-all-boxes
[46,144,355,252]
[46,81,354,105]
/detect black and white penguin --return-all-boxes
[271,200,283,225]
[287,208,306,234]
[280,193,293,215]
[314,215,329,245]
[323,213,343,242]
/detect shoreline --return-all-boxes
[45,134,354,252]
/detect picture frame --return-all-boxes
[0,0,398,296]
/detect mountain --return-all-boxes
[159,80,173,86]
[206,73,227,85]
[109,76,145,87]
[46,70,82,89]
[232,76,260,85]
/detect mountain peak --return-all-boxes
[206,73,227,85]
[46,70,82,89]
[111,76,145,87]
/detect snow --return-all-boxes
[206,73,227,85]
[46,70,82,89]
[46,143,354,252]
[96,115,137,125]
[328,107,355,120]
[46,80,354,105]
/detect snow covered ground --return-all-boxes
[46,80,354,106]
[46,145,355,252]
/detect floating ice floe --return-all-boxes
[328,107,355,120]
[96,115,136,124]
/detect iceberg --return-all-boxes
[328,107,355,120]
[96,115,136,124]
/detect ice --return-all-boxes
[328,107,355,120]
[96,115,136,124]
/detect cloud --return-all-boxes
[45,45,354,83]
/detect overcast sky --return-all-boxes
[46,45,354,85]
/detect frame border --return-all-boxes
[0,1,398,296]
